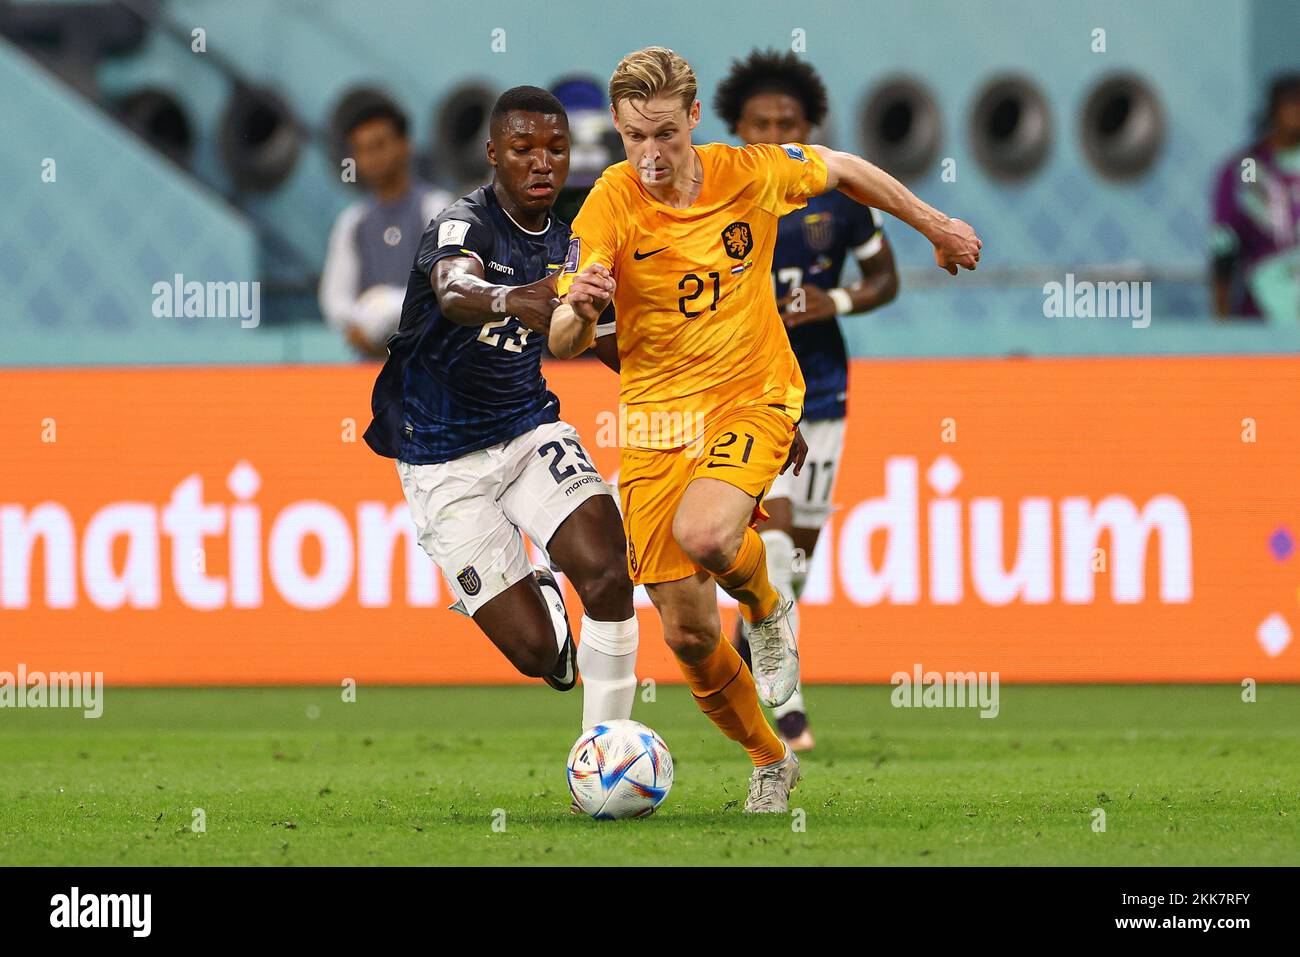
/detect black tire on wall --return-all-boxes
[432,82,498,185]
[859,75,943,181]
[969,74,1053,181]
[219,84,303,193]
[1080,73,1165,181]
[116,87,194,166]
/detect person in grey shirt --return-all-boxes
[320,102,452,358]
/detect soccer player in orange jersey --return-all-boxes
[550,47,981,811]
[717,50,903,753]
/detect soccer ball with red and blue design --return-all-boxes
[566,719,673,819]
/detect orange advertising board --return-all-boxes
[1,357,1298,684]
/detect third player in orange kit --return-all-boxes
[551,47,981,811]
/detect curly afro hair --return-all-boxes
[713,49,829,134]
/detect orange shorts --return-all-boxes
[617,404,797,585]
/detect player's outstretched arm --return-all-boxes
[433,257,558,333]
[549,302,594,358]
[549,264,615,359]
[810,146,982,275]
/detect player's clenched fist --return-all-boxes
[504,273,562,335]
[565,263,616,322]
[930,217,982,275]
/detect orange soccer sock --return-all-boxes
[677,636,785,767]
[715,527,780,624]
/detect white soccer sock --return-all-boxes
[577,614,639,729]
[790,565,809,602]
[760,529,799,626]
[790,534,810,601]
[760,530,805,719]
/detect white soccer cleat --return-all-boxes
[744,598,800,707]
[744,744,800,813]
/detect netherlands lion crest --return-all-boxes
[456,565,482,596]
[721,221,752,260]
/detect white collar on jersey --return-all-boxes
[500,205,550,236]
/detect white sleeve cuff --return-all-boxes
[829,288,854,316]
[852,233,884,260]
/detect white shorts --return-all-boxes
[397,420,613,615]
[766,417,847,529]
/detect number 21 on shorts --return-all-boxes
[704,431,755,469]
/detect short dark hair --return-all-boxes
[344,101,409,139]
[1267,72,1300,121]
[714,49,828,134]
[491,85,568,131]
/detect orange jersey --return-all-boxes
[557,142,828,449]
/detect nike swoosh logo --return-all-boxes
[705,461,741,469]
[633,247,668,260]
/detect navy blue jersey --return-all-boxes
[364,186,572,464]
[773,191,885,421]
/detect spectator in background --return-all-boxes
[320,102,452,357]
[1211,74,1300,324]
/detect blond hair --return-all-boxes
[608,46,697,113]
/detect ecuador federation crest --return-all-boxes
[802,211,835,251]
[456,565,482,596]
[721,221,753,260]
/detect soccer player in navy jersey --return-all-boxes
[715,51,902,751]
[364,86,633,731]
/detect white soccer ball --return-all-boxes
[566,719,673,820]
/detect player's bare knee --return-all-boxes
[663,623,718,664]
[572,562,633,620]
[672,519,740,573]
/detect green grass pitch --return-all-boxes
[1,685,1296,866]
